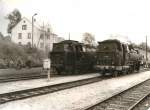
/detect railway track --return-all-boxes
[0,76,102,105]
[85,77,150,110]
[132,93,150,110]
[0,74,47,83]
[0,67,148,83]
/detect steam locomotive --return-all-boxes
[49,40,96,75]
[49,39,143,76]
[94,39,142,76]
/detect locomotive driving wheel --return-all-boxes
[113,71,118,77]
[122,69,129,75]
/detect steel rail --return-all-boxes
[128,92,150,110]
[0,74,47,83]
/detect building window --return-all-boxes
[28,33,31,39]
[18,33,22,39]
[40,42,44,48]
[18,42,22,45]
[23,20,26,23]
[22,25,27,30]
[40,34,44,39]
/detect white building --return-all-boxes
[11,17,64,51]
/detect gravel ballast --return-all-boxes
[0,73,100,94]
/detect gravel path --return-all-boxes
[0,71,150,110]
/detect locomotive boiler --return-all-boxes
[94,39,141,76]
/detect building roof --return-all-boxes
[11,17,58,36]
[11,17,41,31]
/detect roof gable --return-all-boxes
[11,17,40,31]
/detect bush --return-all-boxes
[0,39,45,69]
[0,59,7,69]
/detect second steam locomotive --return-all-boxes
[94,39,142,76]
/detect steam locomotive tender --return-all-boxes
[49,40,96,75]
[94,39,141,76]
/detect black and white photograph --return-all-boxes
[0,0,150,110]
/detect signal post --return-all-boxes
[43,59,51,81]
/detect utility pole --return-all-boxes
[43,22,46,53]
[146,36,148,60]
[32,13,37,48]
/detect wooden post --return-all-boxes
[47,69,50,81]
[43,59,51,81]
[47,58,51,81]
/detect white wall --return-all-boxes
[11,17,64,51]
[11,17,41,47]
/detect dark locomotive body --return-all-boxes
[50,40,96,75]
[94,39,141,76]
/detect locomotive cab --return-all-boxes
[96,39,123,66]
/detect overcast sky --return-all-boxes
[0,0,150,44]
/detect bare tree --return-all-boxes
[6,9,22,34]
[82,32,95,46]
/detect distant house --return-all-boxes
[11,17,64,51]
